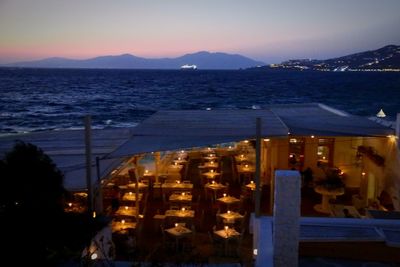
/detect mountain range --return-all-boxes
[256,45,400,71]
[4,51,264,70]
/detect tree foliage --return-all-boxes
[0,141,102,265]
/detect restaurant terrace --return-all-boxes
[1,103,399,266]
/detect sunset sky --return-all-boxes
[1,0,399,64]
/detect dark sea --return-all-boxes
[1,68,400,134]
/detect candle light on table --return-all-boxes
[68,202,72,207]
[223,193,226,197]
[175,223,178,228]
[125,206,128,210]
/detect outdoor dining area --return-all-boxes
[91,140,258,263]
[59,129,400,265]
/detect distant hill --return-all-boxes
[4,51,264,70]
[250,45,400,71]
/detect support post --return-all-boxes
[154,152,161,183]
[84,115,93,214]
[396,113,400,150]
[255,117,262,217]
[94,156,103,214]
[273,170,301,267]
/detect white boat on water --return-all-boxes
[180,64,197,70]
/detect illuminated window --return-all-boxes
[288,138,305,170]
[317,138,334,167]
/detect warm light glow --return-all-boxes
[388,135,397,142]
[68,202,72,207]
[339,171,344,175]
[178,157,181,160]
[145,169,149,174]
[311,135,315,138]
[223,193,227,197]
[207,147,211,150]
[182,207,185,211]
[210,161,214,164]
[182,192,185,196]
[240,154,244,158]
[362,172,366,176]
[253,249,258,256]
[177,180,181,184]
[250,180,254,184]
[245,164,249,168]
[175,223,178,227]
[227,210,231,214]
[121,219,125,224]
[244,140,249,143]
[91,253,98,260]
[228,146,232,149]
[212,180,215,184]
[211,169,214,173]
[181,150,185,153]
[263,138,270,142]
[174,162,177,166]
[225,226,229,231]
[92,211,96,218]
[129,191,132,195]
[125,206,128,210]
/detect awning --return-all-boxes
[106,103,394,158]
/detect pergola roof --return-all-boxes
[0,103,395,190]
[108,103,394,158]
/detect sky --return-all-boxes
[0,0,400,64]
